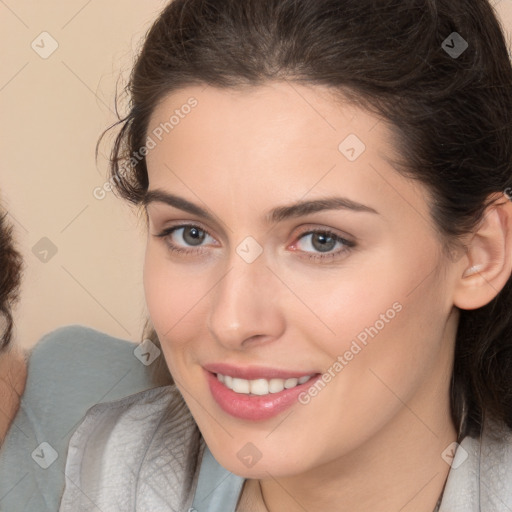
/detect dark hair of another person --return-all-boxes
[99,0,512,439]
[0,213,23,351]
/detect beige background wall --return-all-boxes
[1,0,165,349]
[1,0,512,349]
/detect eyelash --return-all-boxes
[155,224,356,263]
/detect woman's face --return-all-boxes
[144,82,459,478]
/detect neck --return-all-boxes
[0,348,27,445]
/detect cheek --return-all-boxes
[143,246,171,331]
[143,246,186,341]
[142,244,210,359]
[272,268,451,462]
[297,245,450,377]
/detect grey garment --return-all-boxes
[0,325,156,512]
[439,420,512,511]
[59,383,512,512]
[59,386,206,512]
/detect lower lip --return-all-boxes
[205,370,321,421]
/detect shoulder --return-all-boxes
[0,326,159,512]
[61,385,204,512]
[27,324,155,399]
[440,422,512,510]
[22,324,156,440]
[0,326,160,512]
[478,422,512,508]
[30,324,141,366]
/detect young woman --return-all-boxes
[0,209,160,511]
[59,0,512,511]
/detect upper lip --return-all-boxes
[203,363,318,380]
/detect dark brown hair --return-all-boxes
[100,0,512,439]
[0,212,23,351]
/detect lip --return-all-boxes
[204,368,322,421]
[203,363,317,380]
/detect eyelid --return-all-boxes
[154,220,217,240]
[154,222,354,246]
[291,224,356,245]
[289,227,355,261]
[155,221,356,264]
[155,222,218,246]
[146,204,229,241]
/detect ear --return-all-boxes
[453,192,512,310]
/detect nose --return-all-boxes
[207,252,285,350]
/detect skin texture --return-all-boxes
[0,348,26,445]
[142,82,512,512]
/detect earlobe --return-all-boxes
[453,193,512,311]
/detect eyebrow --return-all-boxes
[143,189,378,224]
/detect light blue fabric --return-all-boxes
[0,325,155,512]
[190,446,245,512]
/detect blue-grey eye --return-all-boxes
[180,226,207,246]
[310,232,337,252]
[297,231,345,254]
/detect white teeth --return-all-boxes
[250,379,269,395]
[216,373,314,396]
[268,378,285,393]
[231,378,250,394]
[284,378,298,389]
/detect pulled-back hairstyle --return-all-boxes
[100,0,512,439]
[0,212,23,350]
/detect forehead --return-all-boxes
[144,82,432,227]
[146,82,387,182]
[147,82,382,157]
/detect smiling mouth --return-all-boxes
[205,369,323,420]
[214,372,317,396]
